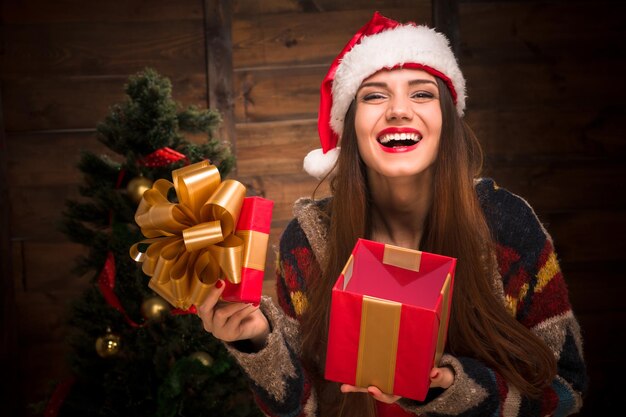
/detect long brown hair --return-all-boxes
[301,78,556,416]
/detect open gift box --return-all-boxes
[325,238,456,401]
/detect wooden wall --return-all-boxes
[458,2,625,415]
[231,0,432,295]
[1,0,213,415]
[1,0,624,416]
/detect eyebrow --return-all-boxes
[357,79,437,92]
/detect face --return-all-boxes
[354,68,442,180]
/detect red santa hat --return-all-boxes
[304,12,466,179]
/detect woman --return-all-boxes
[198,12,587,417]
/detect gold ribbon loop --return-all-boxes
[209,234,244,284]
[182,221,224,252]
[174,161,220,220]
[129,160,249,309]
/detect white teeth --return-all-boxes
[378,132,422,143]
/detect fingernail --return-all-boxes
[215,280,224,289]
[252,302,259,307]
[431,370,439,379]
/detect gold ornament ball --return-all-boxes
[141,296,170,320]
[95,331,121,358]
[127,176,153,203]
[189,351,214,367]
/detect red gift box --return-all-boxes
[325,238,456,401]
[221,196,274,303]
[131,161,274,309]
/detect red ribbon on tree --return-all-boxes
[98,252,143,327]
[139,147,189,167]
[98,147,194,323]
[44,376,76,417]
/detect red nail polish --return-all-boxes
[215,280,223,289]
[252,302,259,307]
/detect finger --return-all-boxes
[197,279,226,318]
[340,384,368,394]
[212,302,252,330]
[366,386,401,404]
[430,366,454,389]
[222,304,257,335]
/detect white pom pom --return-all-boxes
[303,147,340,180]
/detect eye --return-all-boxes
[411,90,436,102]
[361,92,387,102]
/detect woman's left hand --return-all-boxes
[340,384,401,404]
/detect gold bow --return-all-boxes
[130,161,246,309]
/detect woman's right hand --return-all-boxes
[197,279,270,348]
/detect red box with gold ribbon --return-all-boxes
[221,196,273,303]
[324,238,455,401]
[130,161,273,309]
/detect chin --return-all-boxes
[372,166,428,179]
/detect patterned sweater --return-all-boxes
[226,178,587,417]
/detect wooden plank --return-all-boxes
[8,171,324,248]
[582,362,625,417]
[1,19,205,77]
[462,59,626,109]
[236,119,318,176]
[13,242,87,407]
[2,73,207,132]
[205,0,237,160]
[234,0,300,15]
[467,107,626,159]
[432,0,459,54]
[232,8,430,69]
[5,132,108,187]
[576,311,626,359]
[234,66,323,123]
[237,172,329,222]
[2,0,204,23]
[238,62,626,123]
[459,1,625,62]
[1,78,20,417]
[17,341,73,414]
[18,241,89,293]
[541,210,626,264]
[482,162,626,212]
[234,0,428,15]
[14,284,86,345]
[563,261,622,314]
[8,184,81,241]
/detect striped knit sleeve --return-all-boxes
[396,179,587,417]
[225,217,319,417]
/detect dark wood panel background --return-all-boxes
[1,0,624,416]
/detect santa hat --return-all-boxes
[303,11,466,179]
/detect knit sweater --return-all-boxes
[226,178,587,417]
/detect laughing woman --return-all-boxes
[197,12,587,417]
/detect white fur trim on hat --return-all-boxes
[330,25,466,139]
[303,147,340,180]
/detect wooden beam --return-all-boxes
[0,87,19,416]
[204,0,237,171]
[432,0,459,56]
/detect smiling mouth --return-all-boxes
[377,132,422,148]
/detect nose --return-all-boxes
[386,95,413,121]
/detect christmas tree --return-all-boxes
[54,68,262,417]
